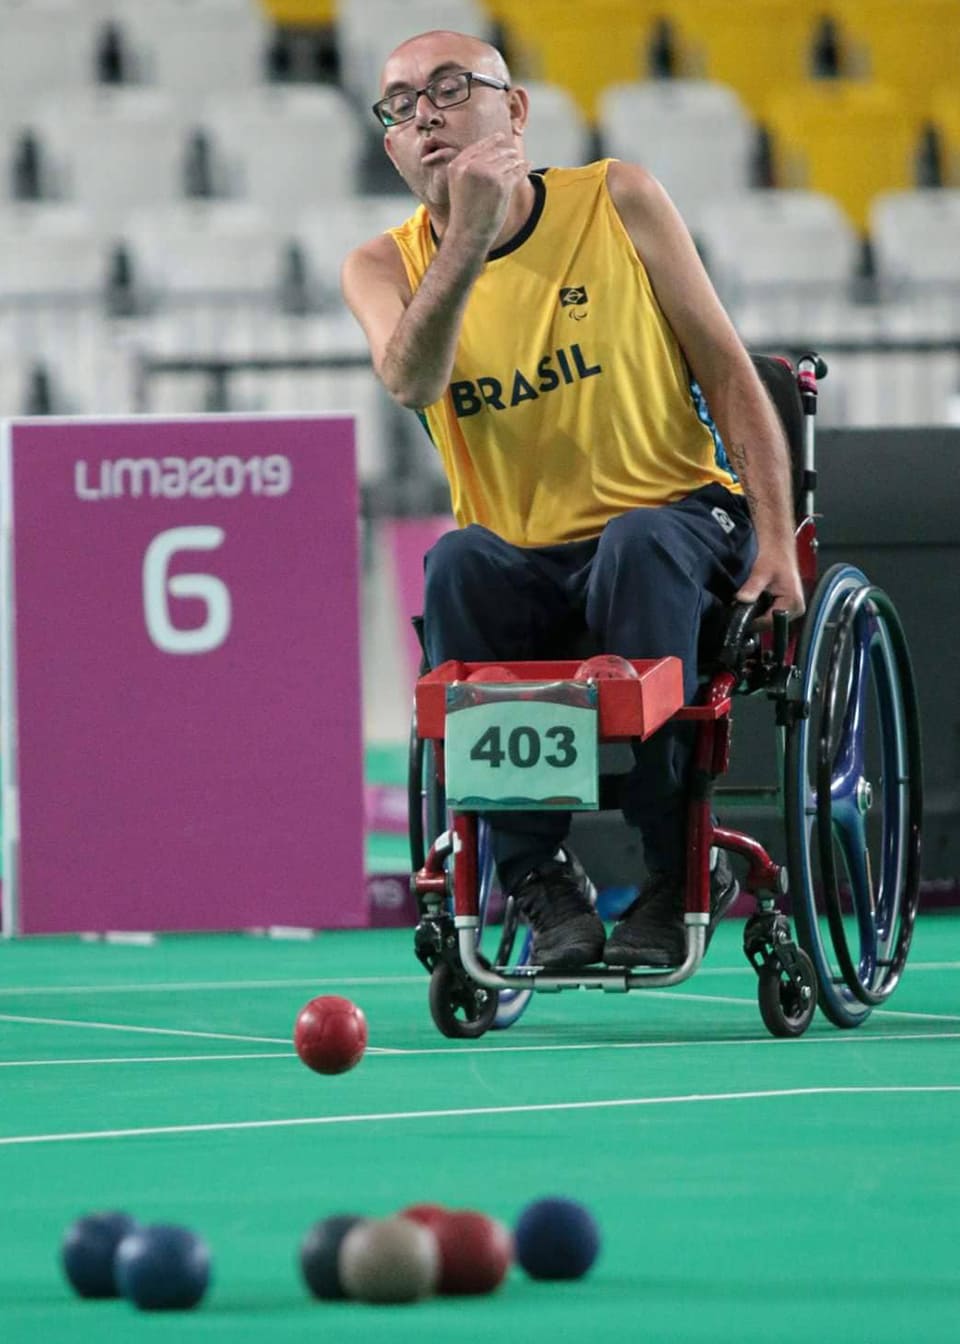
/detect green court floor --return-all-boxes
[2,915,959,1342]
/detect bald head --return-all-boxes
[380,30,511,95]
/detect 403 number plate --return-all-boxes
[444,680,598,810]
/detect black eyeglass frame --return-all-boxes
[372,71,510,128]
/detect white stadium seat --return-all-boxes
[521,81,591,171]
[0,202,105,296]
[696,190,859,300]
[201,86,364,221]
[336,0,492,107]
[295,194,410,310]
[597,80,754,232]
[0,0,100,115]
[870,190,960,291]
[28,88,191,230]
[98,0,271,104]
[122,200,282,304]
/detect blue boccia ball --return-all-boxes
[114,1223,211,1311]
[514,1197,601,1280]
[61,1211,140,1298]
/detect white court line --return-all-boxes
[0,1052,291,1068]
[0,960,957,998]
[646,988,960,1024]
[0,1012,291,1045]
[0,976,423,997]
[4,1029,959,1071]
[2,1085,958,1148]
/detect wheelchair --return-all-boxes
[408,354,923,1040]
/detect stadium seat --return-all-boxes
[200,85,363,221]
[0,307,137,415]
[832,0,960,131]
[0,0,101,116]
[27,87,192,230]
[336,0,492,107]
[98,0,272,105]
[493,0,668,120]
[696,190,859,302]
[596,80,754,232]
[521,81,591,170]
[869,189,960,294]
[763,81,914,231]
[664,0,831,118]
[121,200,283,309]
[930,85,960,187]
[294,194,409,310]
[258,0,335,21]
[0,202,106,296]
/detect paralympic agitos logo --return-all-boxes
[449,343,602,417]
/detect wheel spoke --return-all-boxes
[828,608,872,807]
[830,799,879,986]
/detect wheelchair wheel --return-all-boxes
[784,564,922,1028]
[757,947,817,1037]
[410,714,534,1031]
[408,708,446,874]
[428,961,499,1039]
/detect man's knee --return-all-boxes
[596,507,667,563]
[424,526,498,602]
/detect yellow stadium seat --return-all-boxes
[764,81,915,231]
[930,85,960,186]
[257,0,335,24]
[666,0,830,118]
[495,0,673,119]
[831,0,960,130]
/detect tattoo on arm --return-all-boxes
[727,440,762,517]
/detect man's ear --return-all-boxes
[508,85,530,136]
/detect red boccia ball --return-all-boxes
[402,1205,512,1295]
[294,996,368,1075]
[464,665,518,683]
[574,654,641,682]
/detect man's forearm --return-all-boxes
[709,365,796,547]
[381,233,486,408]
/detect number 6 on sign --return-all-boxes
[143,526,231,654]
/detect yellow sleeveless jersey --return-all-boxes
[387,159,741,546]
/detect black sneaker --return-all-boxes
[707,848,740,946]
[603,850,740,967]
[511,847,605,969]
[603,870,684,967]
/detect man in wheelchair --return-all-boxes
[343,28,805,970]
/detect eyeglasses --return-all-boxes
[372,70,510,128]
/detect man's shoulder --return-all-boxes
[541,159,613,189]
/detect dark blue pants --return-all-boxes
[422,483,757,885]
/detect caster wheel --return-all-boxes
[428,961,499,1039]
[758,947,817,1038]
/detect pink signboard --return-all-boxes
[3,415,365,934]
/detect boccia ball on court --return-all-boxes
[436,1211,513,1295]
[293,994,367,1074]
[514,1197,601,1280]
[113,1223,211,1311]
[300,1214,367,1300]
[338,1216,439,1304]
[61,1210,140,1298]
